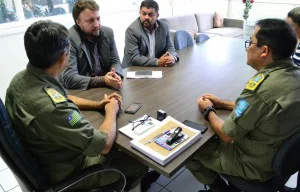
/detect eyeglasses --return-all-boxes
[245,40,258,49]
[129,115,151,131]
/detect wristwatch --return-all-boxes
[202,106,216,120]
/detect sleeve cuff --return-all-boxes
[88,76,106,88]
[174,56,179,63]
[222,118,235,138]
[116,72,123,79]
[222,115,248,140]
[83,129,107,156]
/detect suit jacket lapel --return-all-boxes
[98,30,110,71]
[79,43,93,69]
[138,19,150,52]
[75,25,93,69]
[155,27,162,57]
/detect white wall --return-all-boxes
[227,0,300,22]
[0,32,27,101]
[0,14,75,101]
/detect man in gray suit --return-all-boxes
[61,0,122,90]
[122,0,178,68]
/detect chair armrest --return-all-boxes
[44,165,126,192]
[224,18,244,29]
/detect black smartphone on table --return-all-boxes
[135,70,152,76]
[124,102,143,114]
[183,120,208,134]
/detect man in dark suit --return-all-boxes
[122,0,178,68]
[61,0,122,90]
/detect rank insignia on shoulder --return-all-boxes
[46,88,67,104]
[67,111,82,126]
[234,99,249,118]
[245,74,265,91]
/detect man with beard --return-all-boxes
[122,0,179,68]
[61,0,123,90]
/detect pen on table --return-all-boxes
[144,130,170,145]
[154,130,170,139]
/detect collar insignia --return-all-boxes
[46,88,66,104]
[245,74,265,91]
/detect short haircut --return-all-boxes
[255,18,297,61]
[288,7,300,26]
[140,0,159,12]
[24,20,70,69]
[72,0,99,22]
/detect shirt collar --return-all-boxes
[26,63,67,95]
[143,21,159,34]
[259,58,295,74]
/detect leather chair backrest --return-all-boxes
[220,131,300,192]
[273,131,300,178]
[0,98,48,190]
[174,30,194,50]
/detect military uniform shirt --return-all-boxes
[221,58,300,181]
[5,64,107,184]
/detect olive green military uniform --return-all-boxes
[5,64,147,190]
[186,58,300,184]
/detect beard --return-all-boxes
[81,27,100,39]
[142,20,153,29]
[87,29,100,38]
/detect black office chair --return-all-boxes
[0,98,126,192]
[221,131,300,192]
[174,30,194,50]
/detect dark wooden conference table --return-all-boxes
[68,37,256,178]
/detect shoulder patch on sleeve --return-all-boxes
[46,88,67,104]
[234,99,249,118]
[245,74,265,91]
[67,111,82,126]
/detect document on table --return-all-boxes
[119,115,161,139]
[126,71,162,79]
[130,116,202,166]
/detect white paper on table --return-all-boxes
[119,115,161,139]
[130,116,202,166]
[126,71,162,79]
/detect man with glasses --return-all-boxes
[186,19,300,192]
[122,0,178,68]
[61,0,123,90]
[286,7,300,66]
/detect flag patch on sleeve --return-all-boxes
[67,111,82,126]
[234,99,249,118]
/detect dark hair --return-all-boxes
[288,7,300,26]
[72,0,99,22]
[255,18,297,61]
[24,20,70,69]
[140,0,159,12]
